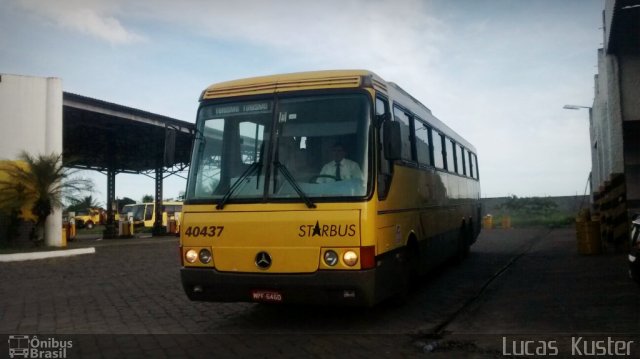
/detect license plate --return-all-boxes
[251,290,283,303]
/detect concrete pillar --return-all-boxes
[44,77,63,247]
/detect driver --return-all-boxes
[317,142,363,183]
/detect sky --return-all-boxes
[0,0,603,204]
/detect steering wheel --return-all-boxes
[309,174,339,183]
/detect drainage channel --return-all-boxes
[413,230,551,354]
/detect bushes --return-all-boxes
[0,151,93,246]
[491,196,576,228]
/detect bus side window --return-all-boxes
[414,121,431,166]
[376,97,386,117]
[145,204,153,221]
[432,131,445,169]
[464,148,471,176]
[445,138,455,172]
[456,145,464,175]
[460,146,467,176]
[393,106,412,161]
[472,153,479,179]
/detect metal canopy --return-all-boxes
[61,92,195,238]
[605,0,640,55]
[62,92,194,173]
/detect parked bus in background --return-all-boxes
[73,208,104,229]
[121,201,182,233]
[180,70,481,306]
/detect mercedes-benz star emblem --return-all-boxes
[255,251,272,269]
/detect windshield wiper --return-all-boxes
[274,161,316,209]
[216,162,261,210]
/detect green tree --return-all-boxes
[499,195,557,215]
[0,151,93,245]
[117,197,136,213]
[142,194,154,203]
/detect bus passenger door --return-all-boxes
[374,96,402,256]
[144,204,154,228]
[376,96,393,201]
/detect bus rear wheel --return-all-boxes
[456,223,471,262]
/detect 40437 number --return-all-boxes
[184,226,224,237]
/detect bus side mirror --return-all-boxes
[383,121,402,161]
[376,112,391,127]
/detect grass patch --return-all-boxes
[486,195,578,229]
[76,225,105,234]
[490,213,574,229]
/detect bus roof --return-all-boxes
[200,69,386,100]
[200,69,476,153]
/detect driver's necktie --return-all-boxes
[335,161,341,181]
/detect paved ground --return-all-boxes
[0,227,637,358]
[429,227,640,358]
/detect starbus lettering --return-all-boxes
[298,221,356,238]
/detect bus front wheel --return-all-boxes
[396,240,420,303]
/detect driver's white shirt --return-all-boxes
[318,158,363,182]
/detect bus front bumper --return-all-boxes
[180,267,380,306]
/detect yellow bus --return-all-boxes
[73,208,103,229]
[121,201,182,232]
[180,70,481,306]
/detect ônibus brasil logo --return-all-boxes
[8,335,72,358]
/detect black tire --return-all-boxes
[456,223,471,263]
[403,241,420,288]
[85,221,94,230]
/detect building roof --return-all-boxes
[605,0,640,54]
[62,92,195,173]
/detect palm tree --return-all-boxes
[67,195,102,213]
[0,151,93,245]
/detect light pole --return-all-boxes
[563,104,592,121]
[563,105,591,110]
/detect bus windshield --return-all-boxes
[122,204,145,221]
[186,93,371,203]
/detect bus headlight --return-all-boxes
[185,249,198,263]
[324,250,339,266]
[199,248,212,264]
[343,250,358,266]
